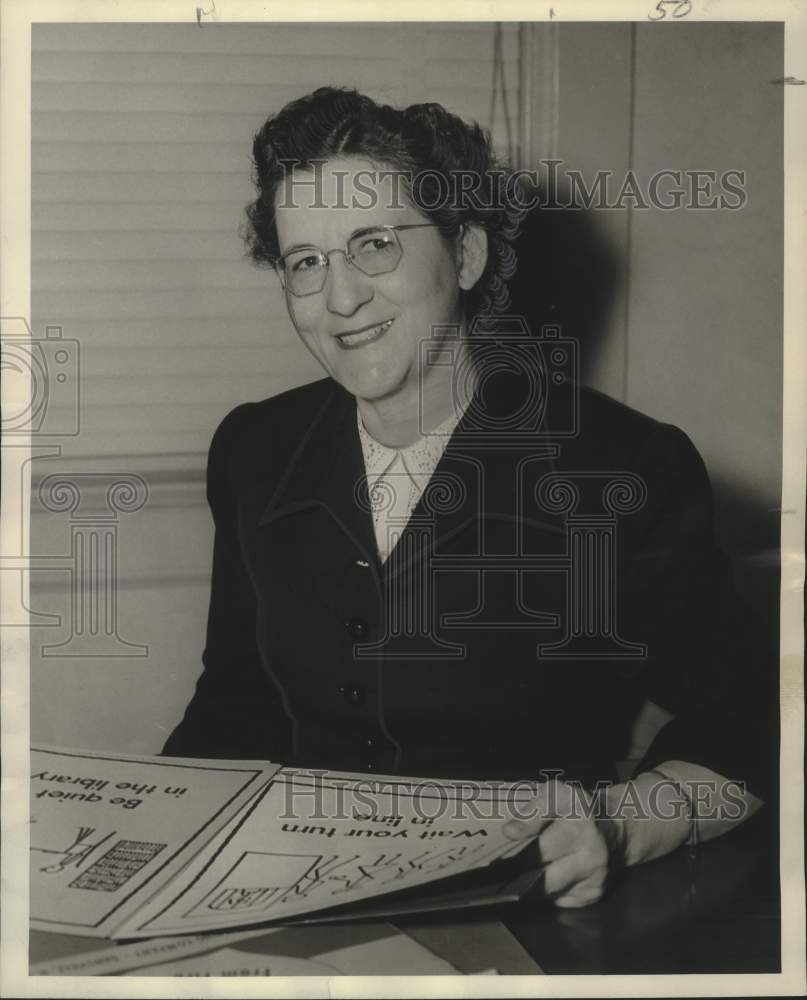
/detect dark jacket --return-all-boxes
[164,367,766,794]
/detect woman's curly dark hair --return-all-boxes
[244,86,525,326]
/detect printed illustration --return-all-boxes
[186,838,515,921]
[68,840,167,892]
[32,825,116,875]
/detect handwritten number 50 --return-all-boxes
[649,0,692,19]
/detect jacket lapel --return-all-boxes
[382,365,565,584]
[255,363,568,584]
[258,380,381,571]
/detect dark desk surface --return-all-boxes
[401,810,781,975]
[31,812,780,976]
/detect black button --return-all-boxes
[338,683,364,706]
[364,737,378,772]
[345,618,371,639]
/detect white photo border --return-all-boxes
[1,1,804,997]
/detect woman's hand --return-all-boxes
[503,768,761,907]
[503,780,626,909]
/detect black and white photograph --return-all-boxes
[1,1,804,995]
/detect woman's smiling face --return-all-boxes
[274,158,464,407]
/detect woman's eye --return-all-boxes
[358,235,394,253]
[291,254,320,273]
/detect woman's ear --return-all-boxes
[457,223,488,291]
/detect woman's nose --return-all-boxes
[324,253,374,316]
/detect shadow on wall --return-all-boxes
[507,190,780,687]
[509,185,620,387]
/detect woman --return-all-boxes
[165,87,766,907]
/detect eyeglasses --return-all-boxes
[274,223,440,298]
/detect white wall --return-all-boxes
[626,22,782,557]
[524,21,782,556]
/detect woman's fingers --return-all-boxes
[502,783,612,908]
[543,852,607,907]
[543,851,585,897]
[502,815,552,841]
[503,779,578,841]
[536,819,574,863]
[554,877,606,908]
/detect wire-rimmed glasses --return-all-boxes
[274,223,440,297]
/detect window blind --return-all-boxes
[32,22,522,462]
